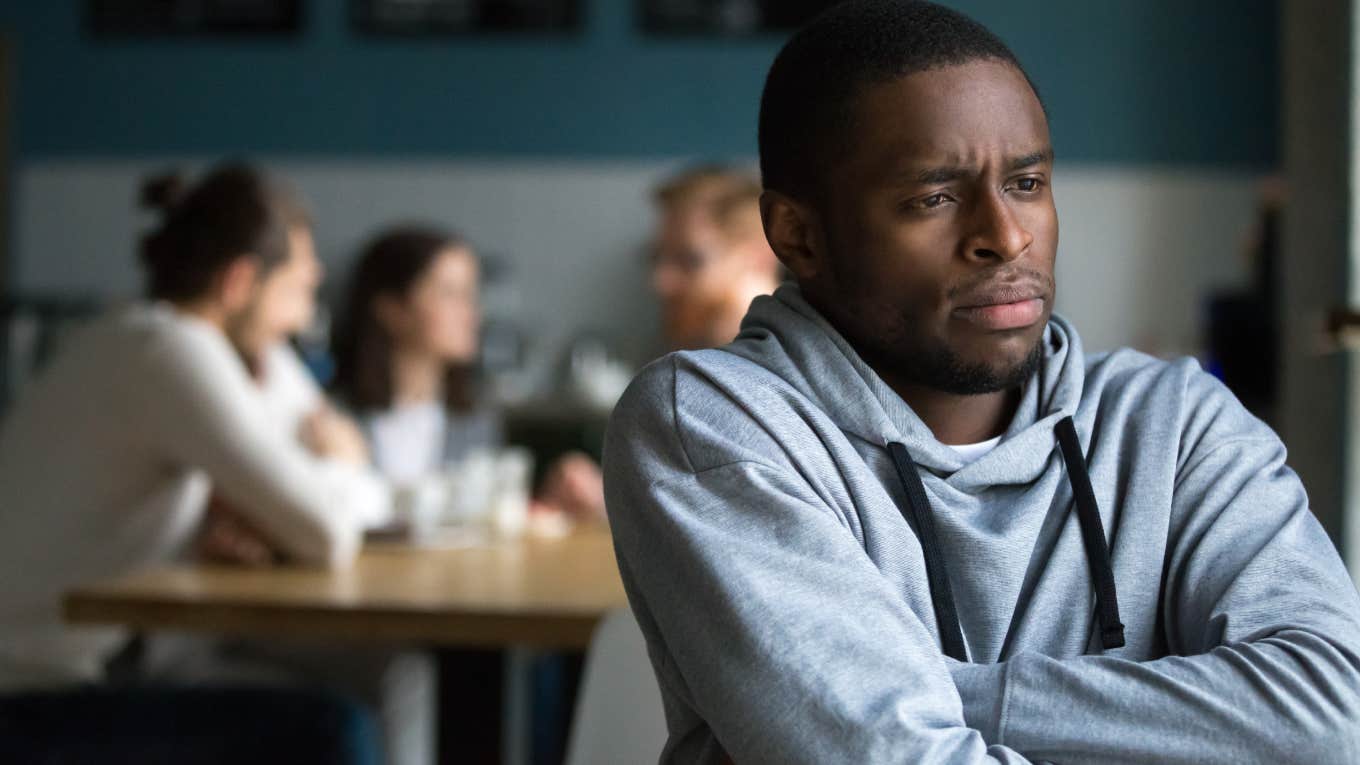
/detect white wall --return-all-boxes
[15,159,671,372]
[13,159,1262,371]
[1050,167,1264,357]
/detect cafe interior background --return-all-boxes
[1,1,1356,764]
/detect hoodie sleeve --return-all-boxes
[951,373,1360,764]
[605,358,1032,765]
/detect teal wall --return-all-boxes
[0,0,1278,165]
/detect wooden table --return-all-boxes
[63,527,627,650]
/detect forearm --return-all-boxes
[136,330,369,567]
[951,630,1360,764]
[612,461,1030,764]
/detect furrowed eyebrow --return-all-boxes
[915,166,972,184]
[1008,148,1054,172]
[909,148,1052,185]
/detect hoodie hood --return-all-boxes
[723,283,1087,492]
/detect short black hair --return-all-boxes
[758,0,1038,200]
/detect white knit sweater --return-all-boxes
[0,303,389,689]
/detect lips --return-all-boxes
[951,283,1047,331]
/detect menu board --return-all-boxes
[354,0,581,34]
[640,0,839,34]
[87,0,303,37]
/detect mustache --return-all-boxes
[947,268,1054,302]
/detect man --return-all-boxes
[0,164,435,764]
[0,163,382,692]
[526,168,786,523]
[604,2,1360,763]
[651,166,782,350]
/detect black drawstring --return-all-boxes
[1054,417,1126,650]
[887,415,1125,661]
[888,442,969,662]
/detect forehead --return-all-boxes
[844,60,1050,177]
[657,204,722,247]
[431,246,477,277]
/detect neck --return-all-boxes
[390,349,445,406]
[799,285,1021,445]
[172,298,264,379]
[879,371,1019,445]
[173,297,228,331]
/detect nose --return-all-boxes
[965,191,1033,262]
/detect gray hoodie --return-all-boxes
[603,284,1360,764]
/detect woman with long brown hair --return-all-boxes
[331,224,606,520]
[331,225,501,483]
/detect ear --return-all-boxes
[760,190,825,282]
[218,255,260,312]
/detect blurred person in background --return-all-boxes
[0,162,438,764]
[331,226,499,486]
[651,165,783,351]
[0,162,382,687]
[331,223,606,763]
[332,224,606,522]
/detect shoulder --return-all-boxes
[1082,345,1213,405]
[610,348,765,428]
[109,308,272,423]
[1085,348,1275,471]
[607,349,800,478]
[121,304,241,376]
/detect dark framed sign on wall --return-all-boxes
[354,0,582,35]
[639,0,839,35]
[87,0,304,37]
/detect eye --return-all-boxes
[1012,177,1044,193]
[909,192,953,211]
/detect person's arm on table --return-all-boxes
[138,331,388,568]
[196,496,280,566]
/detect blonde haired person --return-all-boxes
[651,165,782,350]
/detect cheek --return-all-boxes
[277,288,314,332]
[651,264,684,297]
[423,302,478,350]
[1024,201,1058,240]
[257,273,314,330]
[663,271,698,300]
[844,215,950,310]
[691,263,730,294]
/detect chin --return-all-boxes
[438,348,477,364]
[897,332,1046,396]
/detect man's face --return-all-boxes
[227,226,322,365]
[650,206,741,348]
[808,59,1057,394]
[652,207,721,300]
